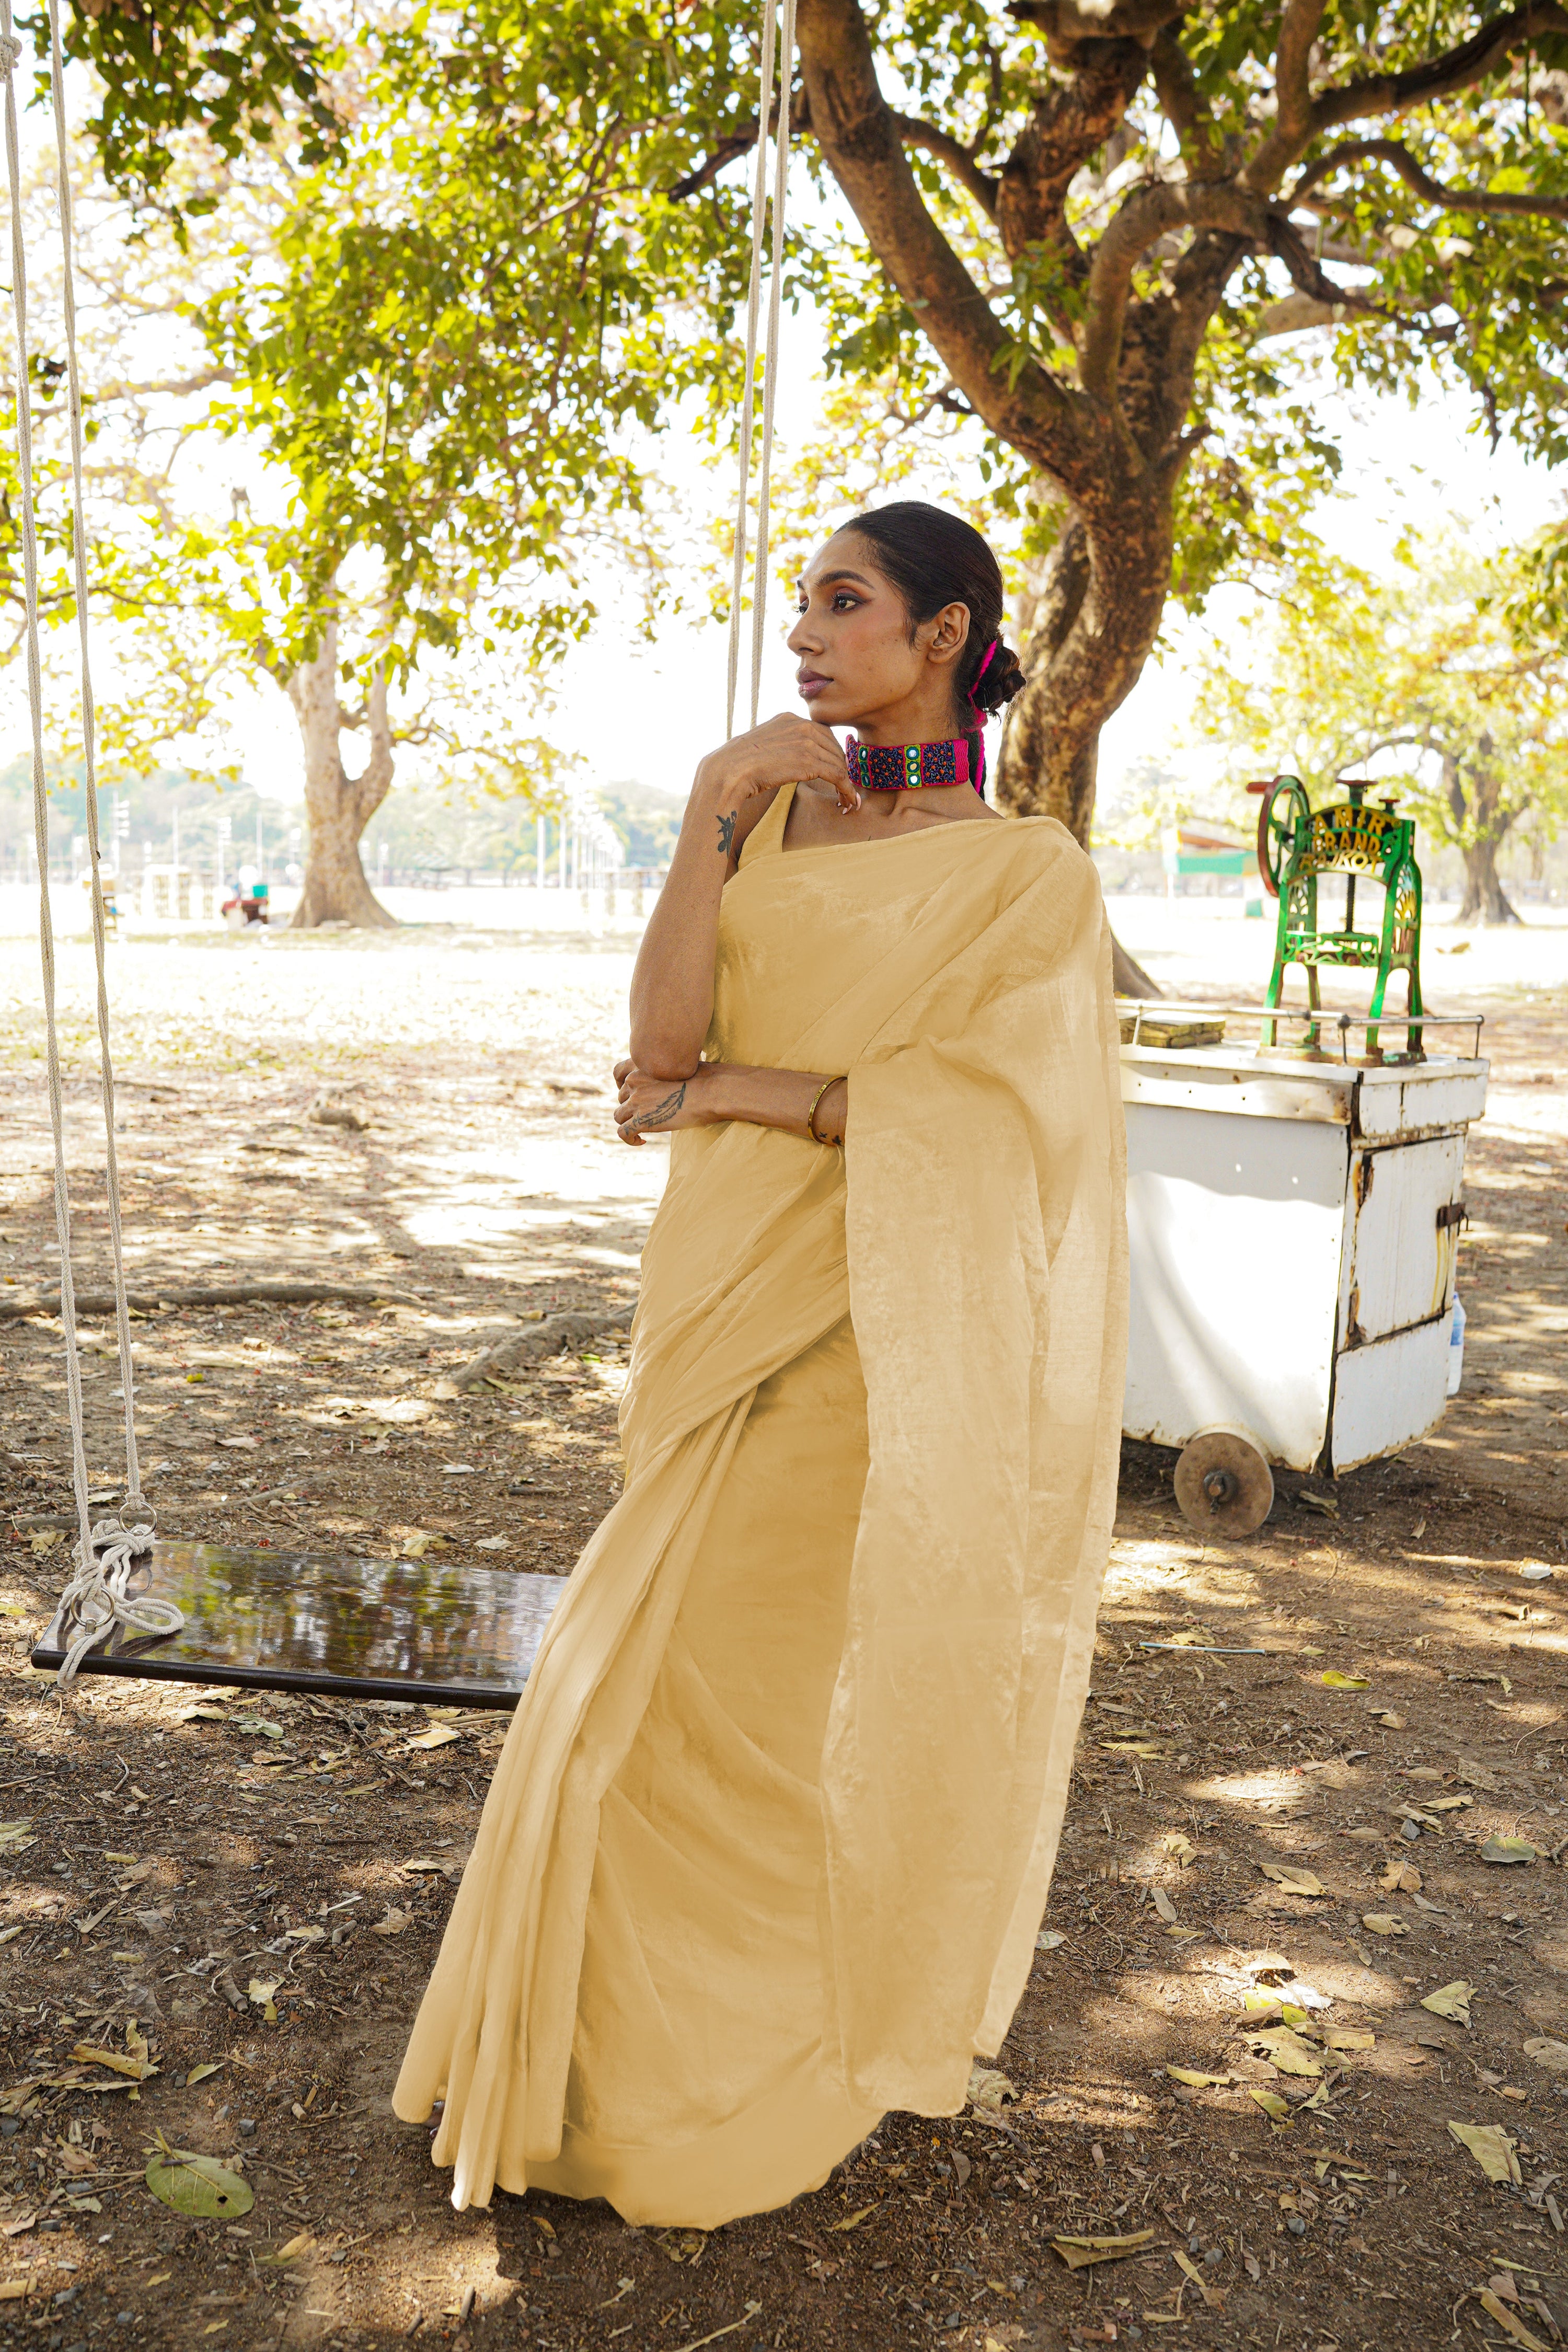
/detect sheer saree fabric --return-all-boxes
[394,785,1128,2228]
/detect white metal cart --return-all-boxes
[1119,1004,1488,1536]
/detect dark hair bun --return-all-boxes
[969,638,1025,716]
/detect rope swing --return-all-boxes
[3,0,182,1681]
[11,0,792,1691]
[724,0,796,740]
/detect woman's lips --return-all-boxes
[798,674,831,700]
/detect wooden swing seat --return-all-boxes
[31,1540,562,1708]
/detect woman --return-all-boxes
[395,501,1127,2230]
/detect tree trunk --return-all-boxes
[999,511,1167,999]
[286,615,399,930]
[1446,743,1521,928]
[1456,837,1521,927]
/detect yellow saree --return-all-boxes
[394,785,1128,2228]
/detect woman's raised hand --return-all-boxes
[694,714,858,839]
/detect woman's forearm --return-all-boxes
[706,1064,849,1146]
[627,771,734,1078]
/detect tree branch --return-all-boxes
[666,123,759,201]
[997,37,1149,264]
[1081,180,1265,401]
[891,114,999,217]
[795,0,1083,479]
[1242,0,1568,192]
[1292,136,1568,222]
[1149,27,1226,181]
[1243,0,1327,192]
[1254,291,1347,338]
[94,368,236,400]
[1005,0,1181,48]
[1263,209,1384,317]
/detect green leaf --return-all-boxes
[144,2150,254,2219]
[1481,1836,1537,1866]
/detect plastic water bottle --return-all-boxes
[1447,1294,1466,1397]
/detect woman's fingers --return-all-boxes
[613,1057,632,1087]
[699,714,857,809]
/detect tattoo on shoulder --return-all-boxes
[716,809,737,858]
[628,1081,687,1134]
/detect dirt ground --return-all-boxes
[0,917,1565,2352]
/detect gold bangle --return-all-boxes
[805,1077,841,1145]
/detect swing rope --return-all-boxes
[2,2,181,1681]
[724,0,795,740]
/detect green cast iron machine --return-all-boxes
[1247,776,1425,1063]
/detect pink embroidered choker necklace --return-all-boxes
[845,731,984,795]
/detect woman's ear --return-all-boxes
[924,601,972,671]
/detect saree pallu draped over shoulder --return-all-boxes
[394,792,1129,2229]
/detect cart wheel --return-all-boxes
[1173,1427,1275,1539]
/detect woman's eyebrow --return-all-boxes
[805,568,875,590]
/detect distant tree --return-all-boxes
[1192,538,1568,925]
[5,133,618,928]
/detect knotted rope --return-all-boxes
[2,1,182,1679]
[724,0,797,739]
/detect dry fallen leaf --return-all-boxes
[1161,1834,1197,1868]
[1259,1863,1325,1897]
[369,1909,413,1937]
[1380,1858,1422,1894]
[1477,2289,1549,2352]
[1048,2230,1156,2271]
[406,1726,462,1751]
[185,2065,222,2087]
[255,2232,315,2268]
[1167,2067,1235,2088]
[1482,1837,1538,1866]
[1324,2028,1376,2053]
[1361,1912,1407,1937]
[1035,1930,1066,1952]
[1173,2247,1225,2310]
[1523,2037,1568,2074]
[1248,2088,1292,2126]
[827,2205,880,2232]
[1320,1671,1369,1689]
[1373,1711,1407,1728]
[966,2063,1016,2113]
[1422,1981,1475,2025]
[68,2044,157,2083]
[1247,2027,1322,2078]
[247,1979,279,2023]
[1448,2122,1522,2185]
[1151,1886,1179,1924]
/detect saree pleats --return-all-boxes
[395,788,1128,2224]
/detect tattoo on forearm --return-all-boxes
[716,809,737,859]
[628,1081,687,1133]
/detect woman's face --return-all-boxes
[787,531,969,734]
